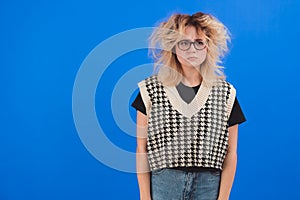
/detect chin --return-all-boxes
[183,63,200,69]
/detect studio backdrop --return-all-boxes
[1,0,299,199]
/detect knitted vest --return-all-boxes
[138,75,236,171]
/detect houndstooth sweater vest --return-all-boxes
[138,75,236,171]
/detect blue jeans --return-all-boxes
[151,168,221,200]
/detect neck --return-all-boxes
[181,66,202,87]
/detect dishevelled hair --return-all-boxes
[149,12,230,86]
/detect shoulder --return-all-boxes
[212,80,237,101]
[224,80,236,96]
[138,75,159,87]
[137,76,159,114]
[225,80,236,92]
[213,79,235,90]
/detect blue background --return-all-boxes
[1,0,300,199]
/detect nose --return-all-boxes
[187,43,197,52]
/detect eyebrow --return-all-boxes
[181,38,204,41]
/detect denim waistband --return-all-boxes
[170,166,221,173]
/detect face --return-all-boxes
[175,26,207,70]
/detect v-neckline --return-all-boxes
[163,82,212,118]
[176,82,201,104]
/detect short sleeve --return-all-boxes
[131,80,151,116]
[131,92,147,115]
[228,97,246,127]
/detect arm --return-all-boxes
[136,111,152,200]
[218,124,239,200]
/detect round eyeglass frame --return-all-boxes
[177,39,207,51]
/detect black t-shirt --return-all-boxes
[131,82,246,127]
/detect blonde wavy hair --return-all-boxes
[149,12,230,86]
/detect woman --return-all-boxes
[132,12,246,200]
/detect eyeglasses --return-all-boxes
[177,39,206,51]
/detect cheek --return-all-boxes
[174,47,185,64]
[176,53,185,63]
[176,48,208,66]
[198,50,207,63]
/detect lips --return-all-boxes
[187,57,198,60]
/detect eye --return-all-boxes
[179,40,190,46]
[195,40,204,46]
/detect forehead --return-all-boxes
[181,26,206,40]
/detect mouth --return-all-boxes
[187,57,198,60]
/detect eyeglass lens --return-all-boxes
[178,39,205,50]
